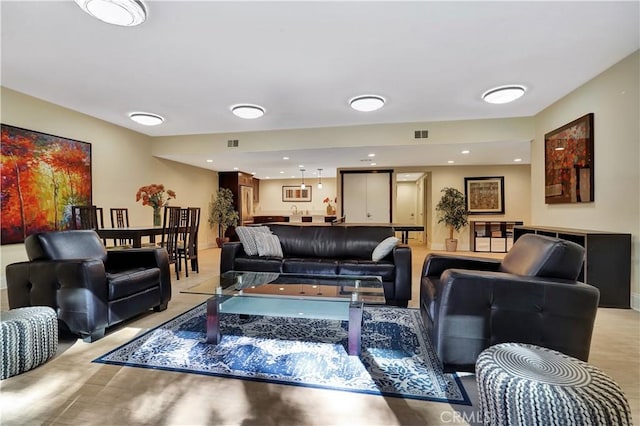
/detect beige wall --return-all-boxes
[532,50,640,309]
[428,164,532,250]
[255,178,338,215]
[0,88,218,289]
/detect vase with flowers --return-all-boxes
[323,196,337,215]
[136,184,177,226]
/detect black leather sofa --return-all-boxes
[221,224,412,306]
[6,230,172,342]
[421,233,600,372]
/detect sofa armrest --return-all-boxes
[434,269,599,366]
[6,259,109,337]
[421,253,501,277]
[391,245,412,302]
[221,242,244,273]
[105,248,172,305]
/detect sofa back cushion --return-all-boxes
[25,230,108,262]
[267,224,394,260]
[500,233,585,280]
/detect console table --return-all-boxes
[513,226,631,308]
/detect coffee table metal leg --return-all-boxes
[348,301,364,356]
[206,296,221,344]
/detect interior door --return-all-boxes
[342,171,391,223]
[365,172,391,222]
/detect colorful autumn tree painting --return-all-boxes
[1,125,91,244]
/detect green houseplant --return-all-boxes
[435,187,469,251]
[208,188,240,248]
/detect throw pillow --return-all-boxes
[372,236,399,261]
[235,226,270,256]
[254,232,284,258]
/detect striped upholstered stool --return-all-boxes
[1,307,58,380]
[476,343,632,426]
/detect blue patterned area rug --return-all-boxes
[93,304,470,405]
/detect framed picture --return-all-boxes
[282,185,312,202]
[544,113,594,204]
[1,124,92,244]
[464,176,505,214]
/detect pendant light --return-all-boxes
[300,168,306,189]
[317,168,323,189]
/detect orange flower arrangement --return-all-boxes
[136,184,176,209]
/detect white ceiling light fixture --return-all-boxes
[129,112,164,126]
[350,95,386,112]
[482,85,527,104]
[74,0,147,26]
[231,104,265,119]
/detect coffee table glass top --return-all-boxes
[217,270,385,304]
[207,271,384,355]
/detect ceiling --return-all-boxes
[2,1,638,178]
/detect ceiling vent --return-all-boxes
[414,130,429,139]
[227,139,239,147]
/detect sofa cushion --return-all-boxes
[255,233,284,258]
[107,267,161,300]
[339,260,395,281]
[235,226,270,256]
[500,234,585,280]
[372,236,399,261]
[268,224,394,260]
[235,256,282,273]
[282,258,339,275]
[25,230,107,263]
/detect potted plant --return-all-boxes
[208,188,239,248]
[435,187,469,251]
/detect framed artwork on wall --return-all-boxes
[464,176,505,214]
[544,113,594,204]
[282,185,312,202]
[1,124,92,245]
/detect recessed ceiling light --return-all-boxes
[461,150,470,154]
[447,160,455,164]
[283,156,289,160]
[350,95,385,112]
[368,153,376,157]
[233,167,239,171]
[74,0,147,26]
[129,112,164,126]
[514,158,523,162]
[298,165,304,168]
[206,159,213,163]
[231,104,265,119]
[371,162,377,166]
[279,171,284,174]
[482,85,526,104]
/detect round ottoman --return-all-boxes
[1,306,58,380]
[476,343,633,426]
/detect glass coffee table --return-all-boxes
[206,271,385,356]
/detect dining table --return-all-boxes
[97,226,165,248]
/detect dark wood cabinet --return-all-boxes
[219,171,257,239]
[514,226,631,308]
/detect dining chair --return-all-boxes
[109,208,131,247]
[71,205,104,230]
[177,207,200,277]
[160,206,181,280]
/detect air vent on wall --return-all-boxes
[414,130,429,139]
[227,139,239,147]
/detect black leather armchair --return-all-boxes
[6,230,172,342]
[421,233,600,372]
